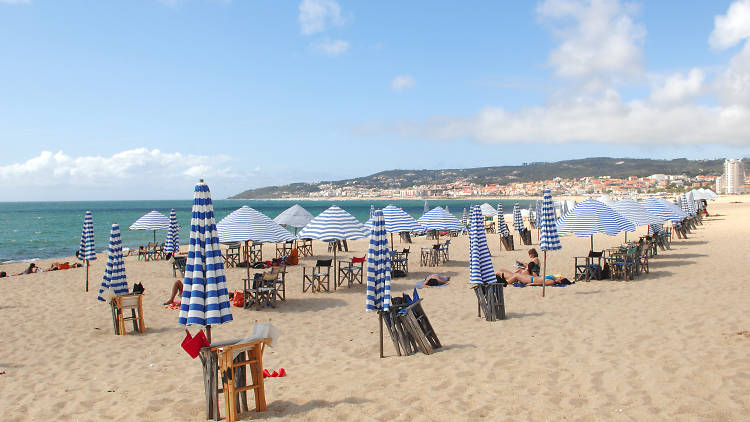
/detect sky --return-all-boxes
[1,0,750,201]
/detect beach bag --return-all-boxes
[232,290,244,307]
[285,248,299,266]
[181,329,209,359]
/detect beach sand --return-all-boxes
[1,199,749,421]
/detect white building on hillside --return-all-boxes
[723,159,745,194]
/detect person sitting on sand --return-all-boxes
[163,279,183,305]
[495,269,570,286]
[423,273,450,287]
[513,249,540,276]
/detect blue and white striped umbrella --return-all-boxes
[539,190,562,252]
[98,223,129,301]
[649,224,665,236]
[512,203,524,232]
[369,205,375,220]
[178,180,233,329]
[496,203,510,237]
[417,206,465,232]
[461,207,468,226]
[687,191,697,215]
[556,199,636,237]
[165,209,180,253]
[79,210,96,261]
[217,206,295,243]
[528,203,536,224]
[130,210,170,242]
[469,205,496,285]
[612,198,665,226]
[366,210,391,312]
[479,203,497,216]
[640,198,688,223]
[365,204,425,233]
[679,194,690,216]
[535,200,543,223]
[298,205,369,241]
[273,204,314,228]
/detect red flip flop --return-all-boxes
[262,369,271,378]
[278,368,286,377]
[270,370,279,377]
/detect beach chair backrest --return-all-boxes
[315,259,332,268]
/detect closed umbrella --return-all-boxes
[129,210,170,243]
[468,205,496,285]
[97,223,129,301]
[78,210,97,292]
[496,203,510,237]
[298,205,369,284]
[539,190,562,297]
[556,199,635,251]
[528,203,536,226]
[365,209,392,358]
[273,204,314,234]
[369,205,375,220]
[217,205,296,283]
[178,180,233,344]
[165,209,180,254]
[512,203,524,233]
[461,207,468,226]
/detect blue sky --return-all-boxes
[1,0,750,200]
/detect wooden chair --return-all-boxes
[262,266,286,301]
[243,273,277,309]
[223,243,241,268]
[297,238,313,257]
[218,338,270,422]
[137,245,148,261]
[247,242,263,263]
[172,255,187,277]
[420,247,438,267]
[275,241,294,258]
[302,259,332,292]
[337,256,365,289]
[438,239,451,263]
[573,250,603,281]
[391,248,410,274]
[607,247,637,281]
[111,293,145,335]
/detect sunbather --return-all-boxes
[423,273,450,287]
[495,269,570,286]
[163,279,183,305]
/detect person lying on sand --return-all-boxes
[163,279,183,305]
[423,273,450,287]
[495,269,570,286]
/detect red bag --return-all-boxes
[232,290,244,307]
[181,329,210,359]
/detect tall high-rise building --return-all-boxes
[723,159,745,194]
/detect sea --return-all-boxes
[0,199,535,264]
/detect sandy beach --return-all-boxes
[1,198,749,421]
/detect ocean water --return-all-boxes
[0,199,534,264]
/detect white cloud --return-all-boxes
[650,68,705,104]
[709,0,750,50]
[391,75,415,92]
[298,0,346,35]
[311,38,349,56]
[536,0,645,80]
[0,148,239,190]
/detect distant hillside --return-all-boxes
[229,157,734,199]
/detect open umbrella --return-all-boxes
[556,199,635,251]
[97,223,129,301]
[479,203,497,216]
[129,210,170,243]
[78,210,97,292]
[364,204,425,245]
[365,209,391,358]
[298,205,369,284]
[640,198,687,223]
[417,206,464,242]
[178,180,233,344]
[539,190,562,297]
[612,198,664,241]
[217,205,296,283]
[165,209,180,254]
[273,204,314,235]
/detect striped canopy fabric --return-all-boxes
[528,204,536,224]
[640,198,688,223]
[298,205,369,241]
[78,210,96,261]
[165,208,180,253]
[679,194,690,216]
[479,203,497,216]
[469,205,496,285]
[649,224,665,236]
[417,206,465,232]
[556,199,636,237]
[98,223,129,301]
[365,204,425,233]
[686,191,697,216]
[273,204,314,228]
[535,200,543,223]
[539,190,562,251]
[612,198,665,226]
[366,210,391,312]
[461,207,468,226]
[129,210,170,231]
[369,205,375,220]
[496,203,510,237]
[512,203,524,232]
[178,181,233,327]
[217,206,295,243]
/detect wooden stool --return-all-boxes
[111,293,145,335]
[218,339,269,422]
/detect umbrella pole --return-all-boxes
[245,240,250,285]
[590,235,594,252]
[153,230,156,243]
[379,312,384,358]
[85,259,89,292]
[334,246,338,287]
[390,233,394,246]
[542,251,547,297]
[206,325,212,345]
